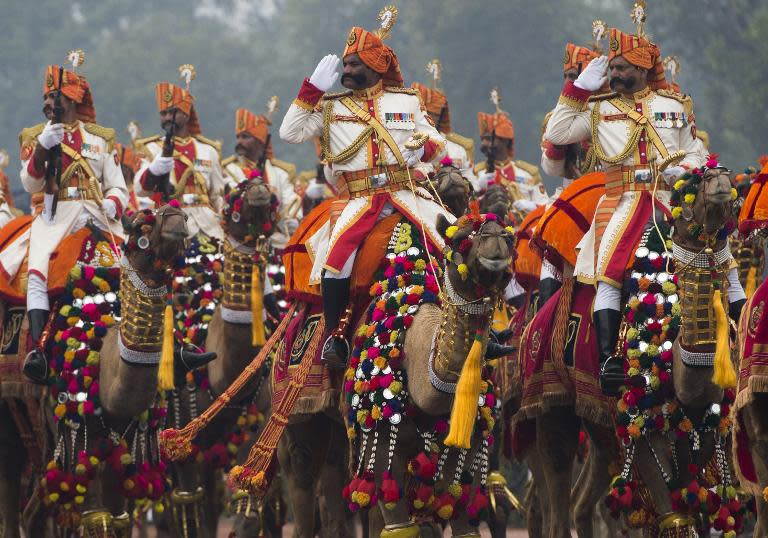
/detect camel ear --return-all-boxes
[436,213,452,238]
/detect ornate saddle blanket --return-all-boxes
[513,280,610,456]
[0,218,103,304]
[734,277,768,492]
[530,171,606,270]
[277,208,403,415]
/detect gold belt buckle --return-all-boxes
[369,172,388,189]
[633,170,652,183]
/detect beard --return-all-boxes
[161,120,178,133]
[341,73,367,87]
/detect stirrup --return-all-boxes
[321,335,350,370]
[22,348,49,384]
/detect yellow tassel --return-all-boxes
[158,303,175,391]
[745,266,757,299]
[711,289,736,389]
[251,264,266,347]
[444,332,484,449]
[491,303,510,332]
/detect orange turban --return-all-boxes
[235,108,273,158]
[343,27,403,87]
[154,82,200,135]
[563,43,599,73]
[478,112,514,140]
[608,28,667,90]
[412,82,451,133]
[42,65,96,123]
[739,161,768,234]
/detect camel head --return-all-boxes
[671,160,737,250]
[479,184,512,224]
[121,201,188,285]
[437,212,514,301]
[431,160,471,217]
[222,175,278,245]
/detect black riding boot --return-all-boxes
[594,309,623,396]
[537,277,562,310]
[320,277,351,370]
[23,309,50,384]
[729,298,747,324]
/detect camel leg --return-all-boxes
[633,435,674,516]
[317,416,352,538]
[537,407,580,538]
[525,452,545,538]
[278,414,332,538]
[0,400,24,538]
[572,420,618,537]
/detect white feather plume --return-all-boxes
[127,121,141,142]
[0,150,8,168]
[67,49,85,70]
[178,64,196,90]
[376,5,398,40]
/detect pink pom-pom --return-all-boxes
[440,156,454,167]
[168,199,180,208]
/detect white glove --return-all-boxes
[305,179,326,200]
[102,198,117,219]
[513,199,538,213]
[402,146,425,167]
[574,56,608,92]
[662,165,686,185]
[309,54,340,92]
[472,171,495,192]
[149,155,174,176]
[284,218,299,236]
[37,121,64,150]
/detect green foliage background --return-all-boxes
[1,0,765,208]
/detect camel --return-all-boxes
[519,166,737,538]
[0,203,197,537]
[157,177,282,538]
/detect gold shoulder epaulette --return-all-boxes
[588,91,619,102]
[193,134,223,157]
[136,134,162,148]
[221,155,238,168]
[473,162,487,174]
[271,158,297,181]
[656,89,694,115]
[296,169,315,186]
[18,123,45,147]
[515,159,542,184]
[445,132,474,156]
[385,87,419,96]
[322,90,353,101]
[83,123,117,152]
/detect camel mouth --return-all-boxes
[706,191,732,203]
[478,256,512,272]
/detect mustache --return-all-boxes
[609,76,635,89]
[235,143,246,153]
[480,145,495,156]
[161,120,178,132]
[341,73,366,85]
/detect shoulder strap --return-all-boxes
[339,96,405,167]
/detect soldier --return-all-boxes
[0,150,16,226]
[222,104,301,250]
[16,53,128,382]
[474,89,546,213]
[280,6,451,367]
[134,65,226,241]
[412,59,475,174]
[544,18,746,393]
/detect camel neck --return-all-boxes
[118,257,168,353]
[431,274,496,384]
[673,242,729,348]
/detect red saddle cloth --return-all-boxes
[512,281,612,456]
[734,277,768,490]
